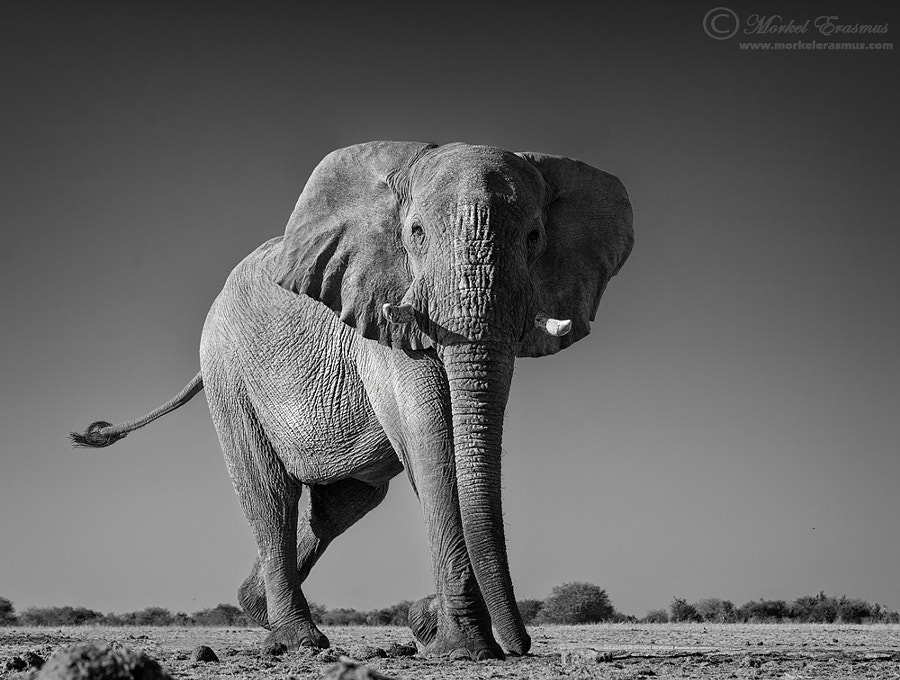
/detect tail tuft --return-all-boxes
[70,421,128,448]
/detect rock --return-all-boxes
[322,658,396,679]
[25,652,46,669]
[384,642,417,658]
[36,642,172,680]
[3,651,45,673]
[190,645,219,663]
[346,646,386,661]
[5,656,28,672]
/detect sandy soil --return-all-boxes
[2,623,899,679]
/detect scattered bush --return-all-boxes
[20,606,103,626]
[6,589,896,627]
[0,597,16,625]
[669,597,701,623]
[787,592,888,623]
[517,599,543,624]
[322,607,368,626]
[535,582,616,624]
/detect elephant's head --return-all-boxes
[274,141,633,653]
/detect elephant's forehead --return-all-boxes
[412,145,541,213]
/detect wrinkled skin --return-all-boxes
[74,142,633,660]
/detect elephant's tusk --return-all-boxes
[534,314,572,337]
[382,303,416,324]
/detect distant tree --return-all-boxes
[365,609,392,626]
[668,597,701,623]
[835,596,876,624]
[879,608,900,624]
[695,598,736,623]
[737,598,789,622]
[517,599,544,625]
[789,592,832,622]
[131,607,175,626]
[0,597,16,626]
[535,582,615,624]
[192,604,250,626]
[642,609,669,623]
[309,602,326,625]
[364,601,411,627]
[387,600,412,626]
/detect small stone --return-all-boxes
[322,658,396,679]
[560,648,614,665]
[265,642,288,657]
[316,647,348,663]
[384,642,417,658]
[292,646,320,660]
[346,646,386,661]
[739,655,762,668]
[190,645,219,663]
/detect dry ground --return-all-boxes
[2,623,899,679]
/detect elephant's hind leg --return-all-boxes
[211,389,327,653]
[239,478,390,629]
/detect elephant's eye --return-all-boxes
[410,223,425,245]
[527,229,540,245]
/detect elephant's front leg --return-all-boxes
[362,357,503,660]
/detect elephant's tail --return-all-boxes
[70,371,204,448]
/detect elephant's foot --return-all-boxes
[262,623,329,656]
[424,634,504,661]
[410,595,503,661]
[238,564,270,629]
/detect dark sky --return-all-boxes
[2,2,898,618]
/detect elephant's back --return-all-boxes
[204,237,349,347]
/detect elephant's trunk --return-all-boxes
[442,341,530,656]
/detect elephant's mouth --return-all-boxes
[381,302,571,343]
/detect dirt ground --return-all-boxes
[2,623,899,679]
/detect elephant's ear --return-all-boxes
[274,141,437,350]
[516,153,634,358]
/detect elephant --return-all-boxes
[72,141,634,660]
